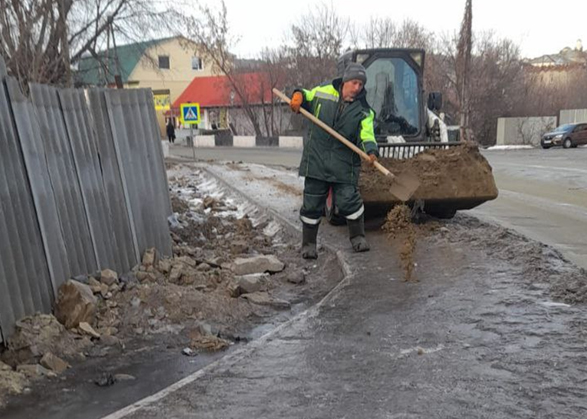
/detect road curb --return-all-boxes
[202,165,352,278]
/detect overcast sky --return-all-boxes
[196,0,586,59]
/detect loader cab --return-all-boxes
[337,49,426,142]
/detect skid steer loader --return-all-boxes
[325,48,498,224]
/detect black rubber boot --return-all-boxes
[302,223,319,259]
[348,214,370,252]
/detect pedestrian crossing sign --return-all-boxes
[180,103,200,124]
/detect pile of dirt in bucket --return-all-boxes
[360,143,498,204]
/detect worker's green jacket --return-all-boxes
[296,78,378,185]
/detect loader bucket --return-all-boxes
[360,142,498,219]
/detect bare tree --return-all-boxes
[286,2,349,87]
[182,1,269,137]
[360,18,431,50]
[256,47,291,136]
[0,0,73,87]
[516,64,587,117]
[0,0,173,88]
[427,30,525,145]
[362,17,397,49]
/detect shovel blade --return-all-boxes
[389,171,420,202]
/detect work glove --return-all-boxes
[290,92,303,113]
[367,153,378,166]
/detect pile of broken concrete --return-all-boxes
[0,170,305,407]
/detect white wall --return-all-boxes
[496,116,557,146]
[560,109,587,125]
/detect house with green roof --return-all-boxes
[76,36,216,135]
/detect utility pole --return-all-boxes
[456,0,473,142]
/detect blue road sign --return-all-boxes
[180,103,200,124]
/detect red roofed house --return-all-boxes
[172,72,289,136]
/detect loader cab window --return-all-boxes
[364,57,420,138]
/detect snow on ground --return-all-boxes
[486,145,534,151]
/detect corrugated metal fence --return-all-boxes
[0,61,172,343]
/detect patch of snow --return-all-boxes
[486,145,534,151]
[539,301,571,308]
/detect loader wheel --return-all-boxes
[325,187,346,226]
[426,208,457,219]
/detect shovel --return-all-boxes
[273,88,420,202]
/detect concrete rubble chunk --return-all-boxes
[0,361,27,403]
[242,292,291,310]
[196,262,211,272]
[203,196,217,209]
[39,353,69,374]
[100,269,119,286]
[100,284,110,298]
[230,240,249,255]
[79,322,101,339]
[159,259,172,274]
[231,255,285,276]
[55,280,98,329]
[230,273,270,297]
[182,347,196,357]
[142,248,158,267]
[88,277,102,294]
[136,271,157,283]
[176,256,197,268]
[190,333,230,352]
[101,335,121,347]
[287,272,306,285]
[16,364,56,379]
[169,265,183,283]
[205,257,223,268]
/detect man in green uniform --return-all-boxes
[290,63,379,259]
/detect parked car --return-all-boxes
[541,123,587,149]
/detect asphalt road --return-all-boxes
[474,147,587,270]
[170,144,587,270]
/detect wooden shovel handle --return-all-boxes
[272,88,395,179]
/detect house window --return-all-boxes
[158,55,170,69]
[191,57,203,70]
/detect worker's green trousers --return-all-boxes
[300,177,364,225]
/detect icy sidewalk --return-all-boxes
[105,161,587,419]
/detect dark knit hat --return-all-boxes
[342,63,367,84]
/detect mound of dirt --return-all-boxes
[1,314,91,367]
[360,143,498,204]
[0,361,27,408]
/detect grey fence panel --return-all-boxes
[0,79,55,340]
[1,74,172,342]
[87,89,139,272]
[58,89,118,270]
[130,90,172,255]
[29,84,98,276]
[141,89,173,217]
[104,90,172,257]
